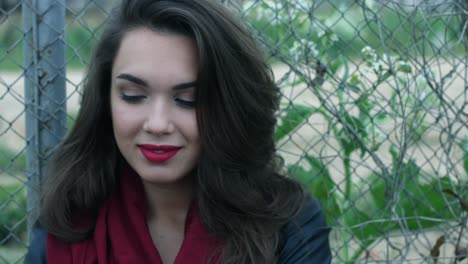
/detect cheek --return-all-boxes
[182,112,199,142]
[111,102,141,141]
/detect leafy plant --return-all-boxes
[0,183,27,245]
[274,44,467,262]
[430,188,467,263]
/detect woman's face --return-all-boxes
[110,27,200,186]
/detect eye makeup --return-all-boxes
[120,93,147,103]
[174,98,196,108]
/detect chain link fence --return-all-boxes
[0,0,466,263]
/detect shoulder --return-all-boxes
[278,194,332,264]
[25,221,47,264]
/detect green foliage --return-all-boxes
[351,153,461,238]
[0,245,26,264]
[287,156,341,224]
[0,145,26,172]
[0,183,27,245]
[244,0,465,63]
[243,0,343,68]
[65,23,99,69]
[0,18,100,70]
[275,104,318,142]
[279,101,466,261]
[0,16,24,71]
[336,112,368,156]
[360,4,464,56]
[274,42,466,261]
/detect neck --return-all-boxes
[142,176,194,224]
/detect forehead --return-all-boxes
[111,27,198,85]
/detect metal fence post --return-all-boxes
[22,0,66,229]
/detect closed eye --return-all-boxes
[174,98,196,108]
[120,94,147,103]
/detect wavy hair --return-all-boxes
[39,0,305,263]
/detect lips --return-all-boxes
[138,144,182,163]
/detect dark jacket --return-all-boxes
[25,196,331,263]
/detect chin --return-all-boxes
[139,171,191,185]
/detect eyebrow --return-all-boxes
[116,73,196,90]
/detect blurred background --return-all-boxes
[0,0,467,263]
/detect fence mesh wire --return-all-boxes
[0,0,467,263]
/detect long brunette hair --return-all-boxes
[40,0,304,263]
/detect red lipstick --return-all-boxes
[138,144,182,163]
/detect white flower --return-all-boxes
[290,39,319,61]
[372,59,384,72]
[361,46,378,63]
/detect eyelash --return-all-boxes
[120,94,146,104]
[175,98,196,109]
[119,94,196,108]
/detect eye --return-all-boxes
[174,98,196,109]
[174,91,196,109]
[120,93,147,103]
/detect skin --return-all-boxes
[110,27,200,263]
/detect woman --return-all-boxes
[26,0,331,263]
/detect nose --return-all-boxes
[142,99,174,136]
